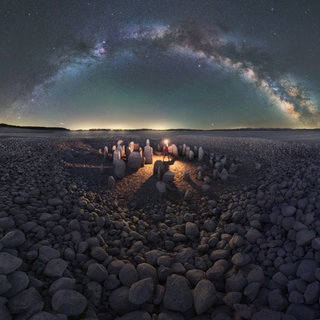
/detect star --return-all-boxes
[0,0,319,129]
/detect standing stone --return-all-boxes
[168,144,178,157]
[113,150,121,164]
[198,147,204,161]
[193,279,216,314]
[154,160,165,175]
[114,159,126,179]
[128,152,142,170]
[219,168,229,182]
[163,275,193,312]
[108,176,116,189]
[209,154,214,167]
[182,144,187,156]
[144,145,153,164]
[128,141,135,153]
[103,146,108,159]
[185,146,190,157]
[188,150,194,161]
[51,289,87,317]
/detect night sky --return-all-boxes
[1,0,320,130]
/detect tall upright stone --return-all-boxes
[193,145,198,156]
[128,152,142,171]
[182,144,187,156]
[188,150,194,161]
[128,141,135,153]
[198,147,204,161]
[114,159,126,179]
[103,146,108,159]
[116,144,125,158]
[144,139,153,164]
[113,150,121,164]
[154,160,165,176]
[168,144,178,157]
[185,146,190,158]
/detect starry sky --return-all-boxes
[1,0,320,130]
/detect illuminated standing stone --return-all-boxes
[103,146,108,159]
[198,147,204,161]
[144,144,153,164]
[168,144,178,157]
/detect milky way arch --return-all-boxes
[14,23,320,128]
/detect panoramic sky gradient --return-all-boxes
[1,0,320,129]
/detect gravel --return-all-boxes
[1,135,320,319]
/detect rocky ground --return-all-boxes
[1,135,320,320]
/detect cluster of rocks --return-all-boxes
[1,136,320,319]
[110,139,152,180]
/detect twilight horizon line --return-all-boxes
[1,122,320,132]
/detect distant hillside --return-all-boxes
[0,123,69,131]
